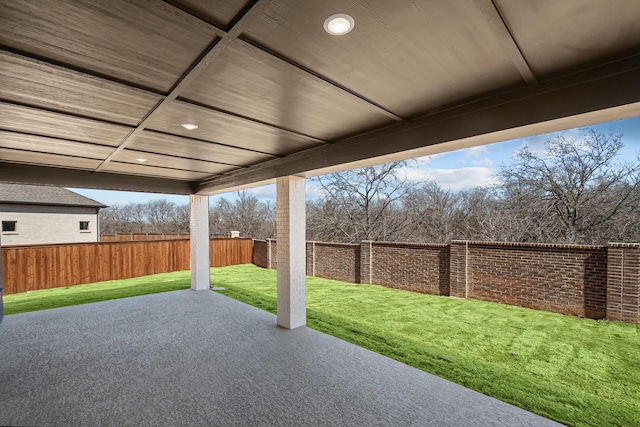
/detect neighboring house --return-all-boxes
[0,184,106,246]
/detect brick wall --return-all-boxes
[255,240,360,282]
[461,241,608,318]
[371,242,449,295]
[252,239,640,322]
[313,242,360,283]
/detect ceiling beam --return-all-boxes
[96,0,273,171]
[478,0,538,87]
[0,162,195,195]
[197,56,640,194]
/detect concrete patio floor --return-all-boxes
[0,290,559,426]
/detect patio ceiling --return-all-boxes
[1,0,639,195]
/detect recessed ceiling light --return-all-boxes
[181,123,198,130]
[324,13,355,35]
[136,158,147,163]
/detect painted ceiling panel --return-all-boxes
[0,51,162,126]
[497,0,640,78]
[147,100,323,155]
[128,130,276,166]
[0,102,131,147]
[0,0,217,92]
[180,39,395,140]
[242,0,524,117]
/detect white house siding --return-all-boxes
[0,204,99,246]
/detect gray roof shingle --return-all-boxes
[0,184,106,208]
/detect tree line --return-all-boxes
[100,129,640,245]
[99,192,276,237]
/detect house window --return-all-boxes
[2,221,17,233]
[79,221,90,231]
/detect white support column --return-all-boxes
[190,194,210,291]
[276,176,306,329]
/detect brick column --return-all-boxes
[360,241,373,284]
[606,243,640,322]
[307,241,316,277]
[449,240,468,298]
[276,176,306,329]
[189,194,210,291]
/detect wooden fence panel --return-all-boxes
[210,238,253,267]
[100,233,191,242]
[1,238,252,295]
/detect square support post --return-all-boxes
[190,194,210,291]
[276,176,306,329]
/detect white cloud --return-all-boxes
[463,145,489,157]
[432,168,499,190]
[400,166,498,191]
[470,157,494,166]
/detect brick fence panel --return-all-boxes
[371,242,450,295]
[314,242,360,283]
[466,242,608,318]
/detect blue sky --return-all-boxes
[72,116,640,207]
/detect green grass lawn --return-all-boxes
[4,264,639,426]
[2,271,191,315]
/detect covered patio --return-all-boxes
[2,0,639,330]
[0,290,558,426]
[1,1,639,424]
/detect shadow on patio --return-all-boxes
[0,290,558,426]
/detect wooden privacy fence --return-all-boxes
[2,238,253,295]
[100,233,190,242]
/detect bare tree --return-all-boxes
[173,204,191,233]
[308,161,415,242]
[498,129,640,244]
[98,207,118,234]
[210,191,275,239]
[146,199,178,232]
[453,187,538,242]
[403,182,459,243]
[100,199,190,234]
[124,203,147,232]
